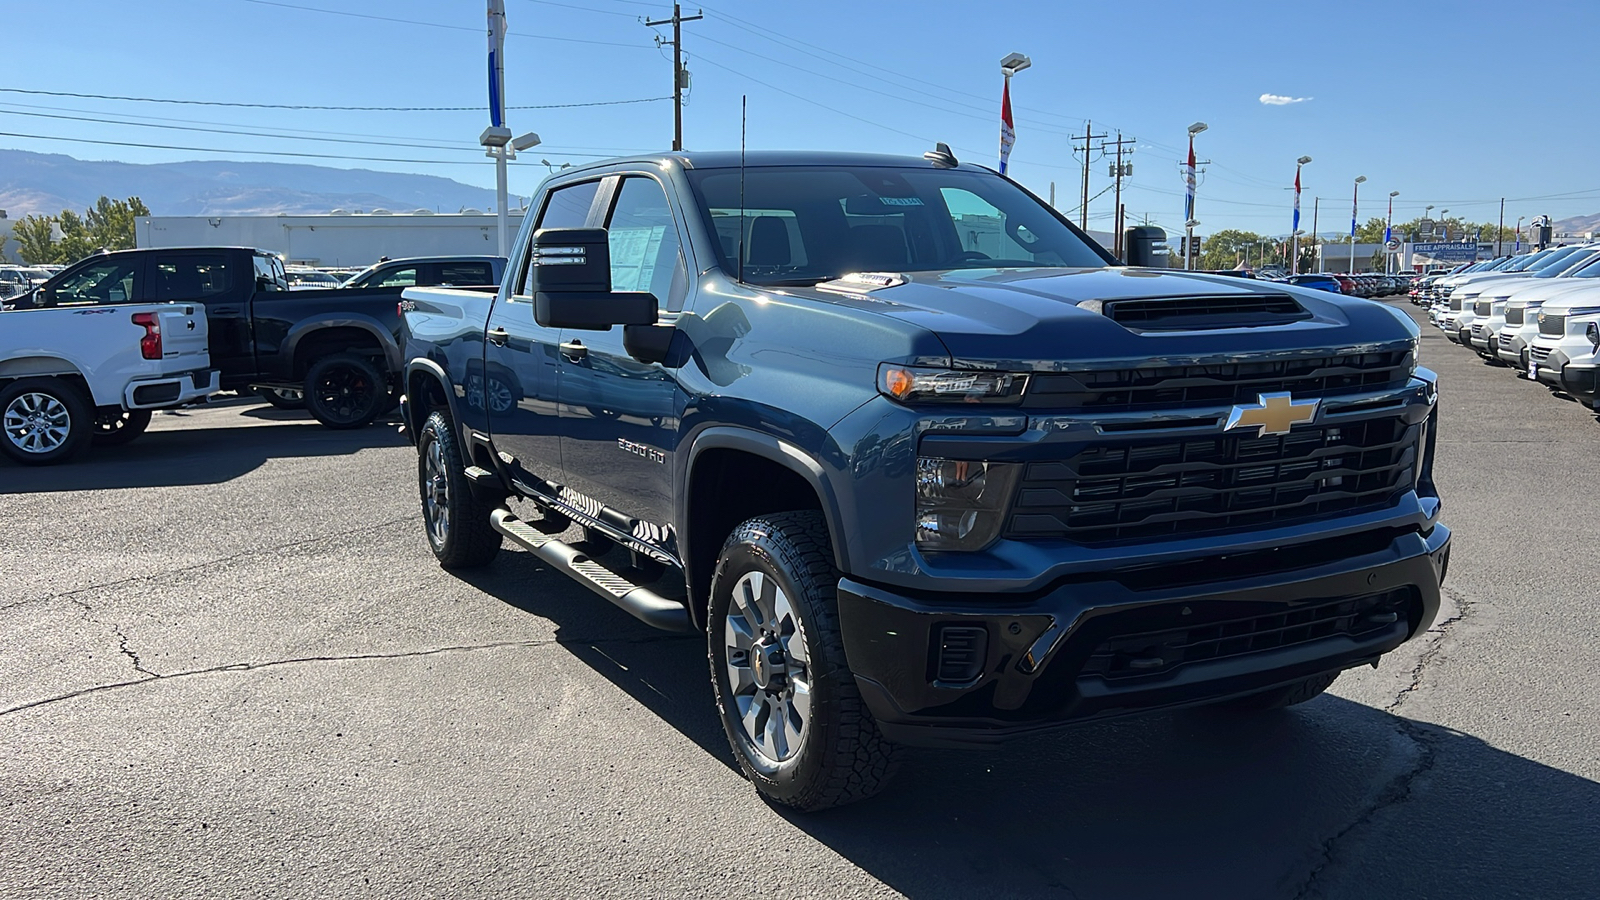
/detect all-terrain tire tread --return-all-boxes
[419,410,501,569]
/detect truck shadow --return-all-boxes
[0,405,407,491]
[459,550,1600,899]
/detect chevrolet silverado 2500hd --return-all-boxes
[398,150,1451,811]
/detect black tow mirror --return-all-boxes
[1123,225,1170,268]
[530,227,658,330]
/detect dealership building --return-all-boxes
[134,210,526,268]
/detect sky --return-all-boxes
[4,0,1598,241]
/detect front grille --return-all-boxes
[1531,346,1553,362]
[1023,350,1411,412]
[1506,307,1525,326]
[1102,294,1309,330]
[1540,314,1566,337]
[1471,324,1485,338]
[1079,588,1415,682]
[1006,417,1421,544]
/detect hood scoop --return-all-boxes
[1081,293,1311,331]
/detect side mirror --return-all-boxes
[1123,225,1169,268]
[530,227,658,330]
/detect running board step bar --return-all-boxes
[490,508,690,632]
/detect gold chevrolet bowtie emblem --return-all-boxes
[1224,391,1320,437]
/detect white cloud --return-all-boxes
[1260,93,1312,106]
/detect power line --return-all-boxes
[0,129,496,166]
[0,87,668,113]
[237,0,653,49]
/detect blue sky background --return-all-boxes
[4,0,1596,239]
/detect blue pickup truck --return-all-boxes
[398,149,1450,811]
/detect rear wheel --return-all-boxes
[255,386,305,410]
[0,377,92,465]
[417,410,501,568]
[708,511,900,811]
[91,408,153,446]
[304,353,385,429]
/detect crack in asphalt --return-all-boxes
[0,632,696,719]
[1289,586,1473,900]
[0,515,414,614]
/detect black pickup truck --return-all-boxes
[399,150,1450,811]
[10,248,502,427]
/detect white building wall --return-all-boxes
[136,212,526,267]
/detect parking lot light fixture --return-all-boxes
[1349,175,1366,274]
[1386,191,1399,274]
[997,53,1029,174]
[1292,156,1311,274]
[1183,124,1207,270]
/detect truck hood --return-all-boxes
[775,267,1415,369]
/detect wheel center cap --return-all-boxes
[751,640,786,691]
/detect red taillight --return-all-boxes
[132,312,162,360]
[397,302,404,318]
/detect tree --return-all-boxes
[12,214,57,264]
[8,196,149,265]
[1198,229,1267,270]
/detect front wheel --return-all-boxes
[255,386,306,410]
[91,408,153,446]
[417,410,501,568]
[0,377,92,465]
[708,511,900,811]
[304,353,386,429]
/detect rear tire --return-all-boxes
[708,511,900,811]
[417,410,501,569]
[91,408,153,446]
[0,377,92,465]
[304,353,385,429]
[1216,670,1340,711]
[255,386,306,410]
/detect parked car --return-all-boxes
[340,256,504,290]
[1526,293,1600,407]
[398,148,1449,812]
[284,267,343,290]
[8,248,504,429]
[0,298,215,464]
[1285,274,1343,293]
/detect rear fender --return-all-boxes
[283,314,402,376]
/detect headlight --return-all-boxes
[1587,322,1599,352]
[879,364,1027,405]
[914,458,1020,551]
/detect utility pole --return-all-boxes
[1102,132,1135,258]
[1071,120,1107,230]
[646,3,702,151]
[1497,197,1505,257]
[1311,197,1320,272]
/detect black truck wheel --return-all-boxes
[708,511,900,811]
[255,386,306,410]
[0,377,92,465]
[91,408,153,446]
[304,353,385,429]
[417,410,502,568]
[1217,670,1341,711]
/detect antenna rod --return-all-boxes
[738,94,746,284]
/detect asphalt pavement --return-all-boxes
[2,300,1596,899]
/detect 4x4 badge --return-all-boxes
[1224,391,1320,437]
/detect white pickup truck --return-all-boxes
[0,302,217,465]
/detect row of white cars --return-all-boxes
[1420,244,1600,411]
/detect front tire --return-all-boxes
[304,353,385,429]
[0,377,92,465]
[91,408,153,446]
[708,511,900,811]
[255,386,306,410]
[417,410,501,568]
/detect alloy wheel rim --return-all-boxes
[3,392,71,454]
[316,366,374,421]
[423,438,450,543]
[724,570,811,763]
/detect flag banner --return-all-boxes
[999,80,1015,174]
[1184,139,1196,222]
[488,0,507,128]
[1293,168,1301,232]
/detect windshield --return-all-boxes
[684,165,1110,285]
[1539,249,1600,277]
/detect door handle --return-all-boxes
[560,339,588,361]
[487,327,509,347]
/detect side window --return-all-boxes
[153,256,233,301]
[437,263,492,286]
[939,187,1065,265]
[516,180,601,297]
[373,266,418,289]
[50,259,143,306]
[604,177,688,311]
[251,255,286,292]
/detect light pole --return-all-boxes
[1385,190,1399,274]
[1291,156,1311,274]
[998,53,1029,175]
[1349,175,1366,273]
[479,0,540,259]
[1440,209,1450,242]
[1184,122,1207,270]
[1516,215,1525,253]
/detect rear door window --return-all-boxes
[153,255,234,301]
[436,262,494,286]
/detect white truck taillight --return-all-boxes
[132,312,162,360]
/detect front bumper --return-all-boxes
[838,523,1450,747]
[123,368,219,409]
